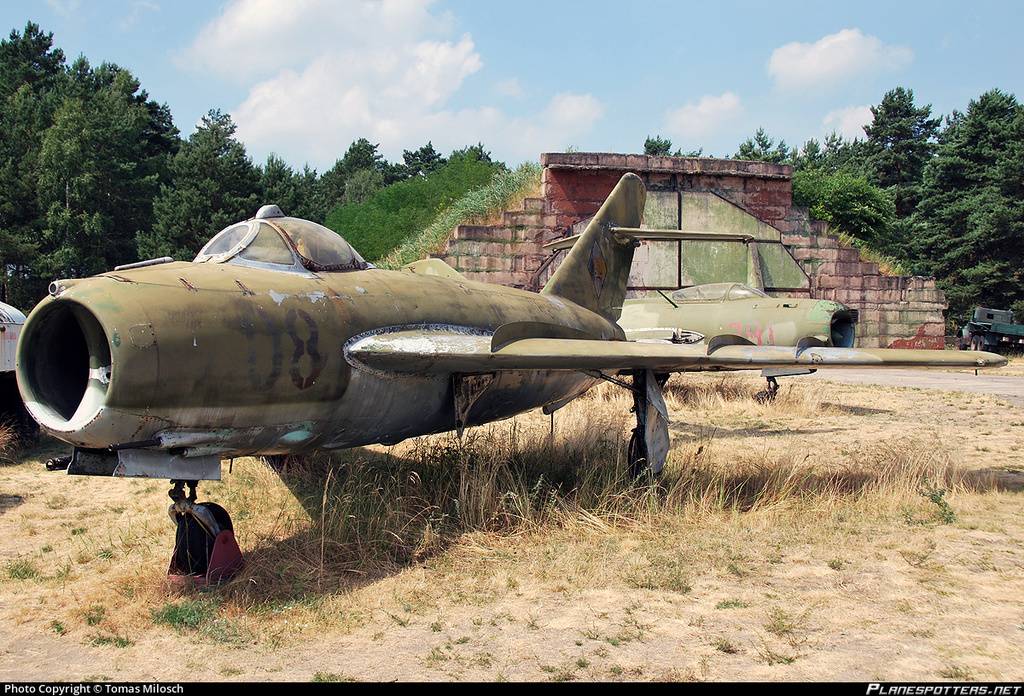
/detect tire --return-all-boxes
[627,428,647,479]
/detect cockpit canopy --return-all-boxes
[194,206,369,273]
[670,283,768,302]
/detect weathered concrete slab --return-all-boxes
[808,369,1024,406]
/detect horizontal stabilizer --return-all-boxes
[543,227,755,252]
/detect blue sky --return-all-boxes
[4,0,1022,170]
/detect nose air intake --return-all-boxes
[17,300,111,430]
[830,309,857,348]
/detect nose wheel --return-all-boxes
[166,480,243,586]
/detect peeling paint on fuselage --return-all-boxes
[22,262,615,457]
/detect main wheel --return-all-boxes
[627,428,650,479]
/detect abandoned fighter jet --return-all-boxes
[617,283,859,400]
[16,173,1005,582]
[618,283,857,347]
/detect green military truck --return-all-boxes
[960,307,1024,352]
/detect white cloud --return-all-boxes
[768,28,912,89]
[180,0,451,82]
[823,105,873,140]
[120,0,159,30]
[184,0,603,167]
[494,78,524,98]
[663,92,742,141]
[45,0,80,16]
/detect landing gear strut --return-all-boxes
[166,480,242,586]
[627,370,671,479]
[754,376,780,404]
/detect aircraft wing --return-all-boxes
[346,328,1007,374]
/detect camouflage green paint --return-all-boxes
[619,293,852,348]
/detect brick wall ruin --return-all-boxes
[436,152,947,349]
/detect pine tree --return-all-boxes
[259,154,299,214]
[864,87,941,217]
[139,110,259,260]
[911,90,1024,319]
[643,135,674,156]
[36,60,176,279]
[290,164,324,222]
[734,128,795,164]
[401,142,446,177]
[0,22,66,304]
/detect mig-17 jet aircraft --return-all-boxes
[617,282,860,400]
[16,173,1004,582]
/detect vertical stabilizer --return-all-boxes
[541,173,646,321]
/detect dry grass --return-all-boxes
[195,380,980,604]
[0,423,12,462]
[1,374,1023,680]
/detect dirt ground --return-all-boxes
[1,370,1023,682]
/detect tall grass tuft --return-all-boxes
[0,422,13,463]
[379,162,542,269]
[836,231,908,276]
[220,383,982,604]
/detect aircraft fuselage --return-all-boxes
[18,262,616,457]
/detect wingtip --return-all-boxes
[975,351,1008,368]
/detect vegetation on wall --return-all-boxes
[324,148,504,262]
[378,162,542,270]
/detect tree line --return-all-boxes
[2,21,1020,325]
[0,22,489,307]
[645,86,1024,322]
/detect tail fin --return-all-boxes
[541,172,646,321]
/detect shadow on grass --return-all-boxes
[200,427,1009,608]
[669,422,849,439]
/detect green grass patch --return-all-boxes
[90,633,133,649]
[6,558,38,580]
[715,599,749,610]
[151,597,221,631]
[312,671,356,682]
[326,154,505,262]
[151,597,252,645]
[84,605,106,626]
[378,161,542,269]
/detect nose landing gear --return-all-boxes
[166,480,243,587]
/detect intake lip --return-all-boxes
[830,309,857,348]
[16,299,112,433]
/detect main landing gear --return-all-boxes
[166,480,243,587]
[625,370,671,479]
[754,375,780,404]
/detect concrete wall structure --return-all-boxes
[436,152,946,349]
